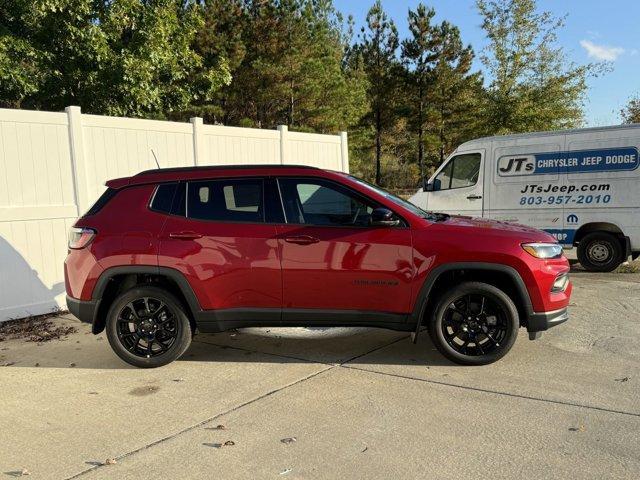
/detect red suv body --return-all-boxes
[65,165,571,367]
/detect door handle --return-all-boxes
[466,194,482,200]
[169,231,203,240]
[284,235,319,245]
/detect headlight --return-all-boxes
[521,242,563,259]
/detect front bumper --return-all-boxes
[526,307,569,339]
[66,295,98,327]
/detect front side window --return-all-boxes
[433,153,481,191]
[186,179,264,222]
[278,178,376,227]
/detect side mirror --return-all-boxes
[370,207,400,227]
[424,180,434,192]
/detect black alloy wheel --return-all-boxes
[116,297,178,358]
[106,286,192,368]
[429,282,519,365]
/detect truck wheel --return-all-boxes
[428,282,519,366]
[106,286,192,368]
[577,232,624,272]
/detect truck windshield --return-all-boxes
[347,175,448,222]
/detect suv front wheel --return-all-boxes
[106,286,192,368]
[428,282,519,365]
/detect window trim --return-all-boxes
[433,152,482,191]
[275,176,408,229]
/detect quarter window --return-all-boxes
[434,153,481,190]
[278,178,376,227]
[186,179,264,223]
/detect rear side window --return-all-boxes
[186,179,264,223]
[150,183,177,214]
[85,188,117,216]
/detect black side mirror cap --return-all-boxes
[424,181,434,192]
[370,207,400,227]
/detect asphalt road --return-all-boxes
[0,271,638,479]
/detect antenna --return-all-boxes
[151,149,161,169]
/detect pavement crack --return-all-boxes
[64,365,334,479]
[342,365,640,418]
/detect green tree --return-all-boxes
[620,96,640,124]
[428,21,483,164]
[357,0,399,185]
[401,3,438,183]
[477,0,596,133]
[0,1,230,117]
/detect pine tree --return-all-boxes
[428,21,483,164]
[401,4,438,184]
[357,0,399,185]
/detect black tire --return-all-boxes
[428,282,519,366]
[577,232,624,272]
[105,286,192,368]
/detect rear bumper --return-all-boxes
[526,307,569,333]
[66,295,98,327]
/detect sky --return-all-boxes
[334,0,640,127]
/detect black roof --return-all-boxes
[135,164,320,176]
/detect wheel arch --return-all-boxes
[410,263,534,338]
[90,266,201,334]
[573,222,624,245]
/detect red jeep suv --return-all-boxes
[65,165,571,368]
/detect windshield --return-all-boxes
[347,175,447,221]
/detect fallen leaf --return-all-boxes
[279,468,292,475]
[280,437,297,444]
[214,424,226,430]
[568,425,585,432]
[104,458,117,465]
[172,378,185,382]
[223,440,235,446]
[20,468,31,476]
[361,446,368,453]
[614,377,630,382]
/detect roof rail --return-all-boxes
[135,164,320,176]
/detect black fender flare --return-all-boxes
[409,262,534,342]
[90,266,203,333]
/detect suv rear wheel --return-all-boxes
[428,282,519,366]
[577,231,624,272]
[105,286,192,368]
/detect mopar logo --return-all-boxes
[567,214,578,224]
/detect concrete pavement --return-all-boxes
[0,273,638,479]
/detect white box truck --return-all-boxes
[409,124,640,271]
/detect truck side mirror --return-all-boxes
[424,179,438,192]
[370,208,400,227]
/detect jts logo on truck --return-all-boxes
[498,147,639,176]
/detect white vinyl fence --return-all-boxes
[0,106,349,321]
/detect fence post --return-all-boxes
[340,131,349,173]
[190,117,205,165]
[66,106,90,215]
[278,125,288,164]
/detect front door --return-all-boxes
[275,177,414,323]
[425,151,484,217]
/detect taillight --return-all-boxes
[68,227,96,249]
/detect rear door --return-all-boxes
[158,177,282,314]
[275,176,414,322]
[424,151,484,216]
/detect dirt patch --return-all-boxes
[0,310,77,343]
[129,385,160,396]
[617,260,640,274]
